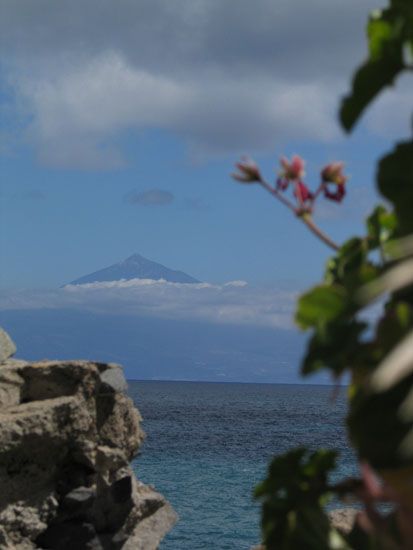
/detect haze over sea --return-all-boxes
[129,381,355,550]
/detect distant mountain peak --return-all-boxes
[125,253,144,260]
[122,253,147,264]
[67,253,200,286]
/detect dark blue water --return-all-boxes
[129,381,355,550]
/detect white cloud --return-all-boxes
[223,280,248,288]
[14,53,188,169]
[63,278,214,290]
[0,279,296,329]
[3,0,399,169]
[9,51,341,168]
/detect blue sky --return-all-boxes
[0,1,411,382]
[1,0,411,291]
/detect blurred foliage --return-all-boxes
[254,449,349,549]
[340,0,413,131]
[255,1,413,547]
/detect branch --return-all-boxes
[258,178,339,252]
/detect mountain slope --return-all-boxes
[67,253,200,285]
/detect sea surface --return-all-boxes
[129,381,355,550]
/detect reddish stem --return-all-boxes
[310,182,325,203]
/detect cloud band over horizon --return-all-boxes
[0,279,296,330]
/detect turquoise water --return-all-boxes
[129,381,355,550]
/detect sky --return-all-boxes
[0,1,411,380]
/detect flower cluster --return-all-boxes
[233,154,348,212]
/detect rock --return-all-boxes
[61,486,96,516]
[96,391,143,460]
[96,446,127,475]
[20,360,101,402]
[0,494,58,548]
[123,502,178,550]
[0,357,177,548]
[35,521,99,550]
[111,475,133,504]
[0,328,16,363]
[0,365,25,408]
[99,364,128,393]
[91,474,135,532]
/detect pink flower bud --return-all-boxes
[232,156,261,183]
[321,162,347,186]
[279,155,305,180]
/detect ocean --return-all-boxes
[129,381,355,550]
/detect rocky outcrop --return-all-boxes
[0,330,176,549]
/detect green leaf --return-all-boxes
[295,286,348,329]
[371,327,413,392]
[340,6,407,131]
[384,234,413,260]
[366,205,397,249]
[324,237,379,292]
[377,141,413,235]
[368,11,404,59]
[348,372,413,468]
[359,256,413,303]
[373,301,413,359]
[255,448,343,549]
[301,320,368,377]
[340,56,403,132]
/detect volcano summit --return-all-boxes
[67,253,200,285]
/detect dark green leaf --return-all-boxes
[301,320,368,376]
[255,448,341,549]
[340,6,408,131]
[348,372,413,468]
[366,205,397,249]
[377,141,413,235]
[340,56,403,132]
[296,286,348,329]
[324,237,380,292]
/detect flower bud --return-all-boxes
[232,156,261,183]
[279,155,305,180]
[321,162,347,186]
[321,162,347,202]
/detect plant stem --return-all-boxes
[303,215,339,251]
[258,178,339,252]
[258,179,297,214]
